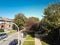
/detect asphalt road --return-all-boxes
[0,31,26,45]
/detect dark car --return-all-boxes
[23,32,27,38]
[9,39,21,45]
[21,31,27,38]
[0,33,8,40]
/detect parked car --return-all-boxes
[21,31,27,38]
[9,39,21,45]
[23,32,27,38]
[0,33,8,40]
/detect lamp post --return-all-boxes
[3,19,20,45]
[12,23,19,45]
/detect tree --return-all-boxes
[29,17,39,22]
[25,17,39,32]
[13,13,27,30]
[41,3,60,43]
[44,3,60,31]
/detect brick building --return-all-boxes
[0,17,13,31]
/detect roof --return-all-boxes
[0,17,13,22]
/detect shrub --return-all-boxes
[0,29,4,32]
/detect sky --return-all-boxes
[0,0,58,19]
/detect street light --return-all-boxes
[12,23,20,45]
[4,22,19,45]
[5,22,20,45]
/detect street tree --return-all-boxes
[25,17,39,32]
[13,13,27,30]
[40,3,60,42]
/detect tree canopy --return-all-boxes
[43,3,60,29]
[39,3,60,43]
[25,17,39,31]
[13,13,27,30]
[29,17,39,22]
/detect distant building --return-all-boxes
[0,17,13,31]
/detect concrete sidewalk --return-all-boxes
[35,38,42,45]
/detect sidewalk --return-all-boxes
[35,38,42,45]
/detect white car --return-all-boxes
[0,33,8,40]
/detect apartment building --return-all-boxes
[0,17,13,31]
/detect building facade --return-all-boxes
[0,17,13,31]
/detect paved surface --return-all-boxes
[0,31,26,45]
[35,34,42,45]
[0,32,18,45]
[35,38,42,45]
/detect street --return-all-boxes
[0,31,26,45]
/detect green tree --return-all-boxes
[13,13,27,30]
[29,17,39,22]
[41,3,60,43]
[44,3,60,30]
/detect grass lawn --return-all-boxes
[7,30,16,35]
[0,32,3,34]
[42,41,49,45]
[23,41,35,45]
[23,34,35,45]
[26,35,35,40]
